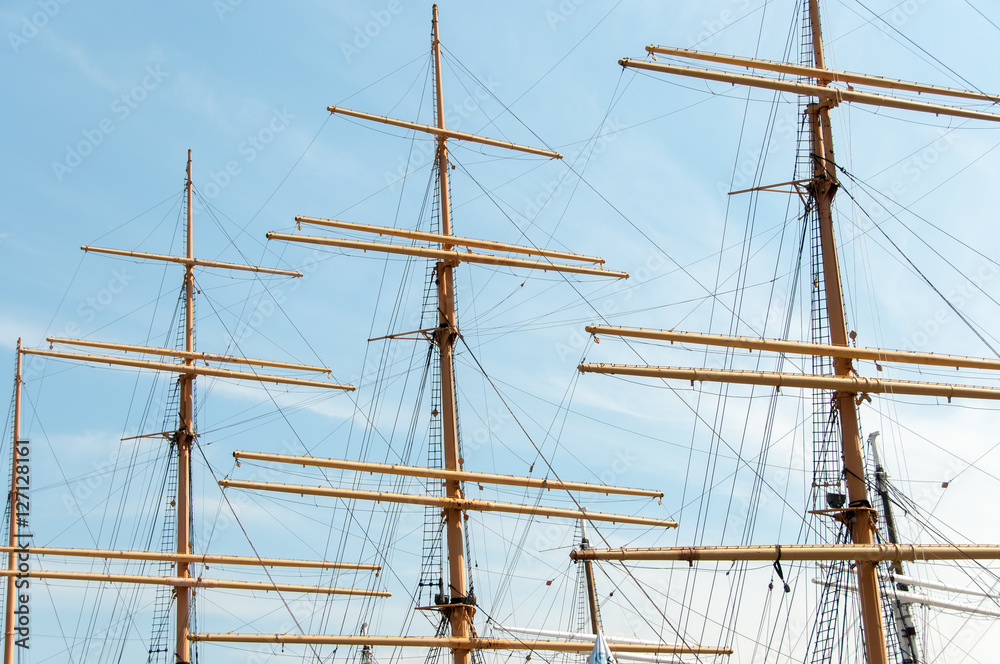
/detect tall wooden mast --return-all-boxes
[579,521,601,635]
[573,1,1000,662]
[218,5,734,660]
[803,3,887,662]
[13,152,374,662]
[175,149,196,664]
[3,341,22,664]
[870,432,921,662]
[429,7,474,661]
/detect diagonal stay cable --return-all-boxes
[834,172,1000,358]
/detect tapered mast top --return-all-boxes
[31,151,352,390]
[186,148,193,261]
[432,4,440,50]
[309,7,628,280]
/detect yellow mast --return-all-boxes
[579,522,601,635]
[3,341,22,664]
[571,3,1000,662]
[236,7,731,660]
[803,3,886,660]
[430,7,474,658]
[174,149,196,664]
[15,151,366,662]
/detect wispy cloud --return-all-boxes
[40,30,118,92]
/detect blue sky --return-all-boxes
[4,1,1000,662]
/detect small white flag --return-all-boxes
[587,630,616,664]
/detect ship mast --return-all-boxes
[198,6,737,660]
[429,7,474,659]
[8,152,376,663]
[3,341,22,664]
[870,432,921,663]
[572,1,1000,662]
[580,521,601,635]
[802,3,887,662]
[176,148,196,664]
